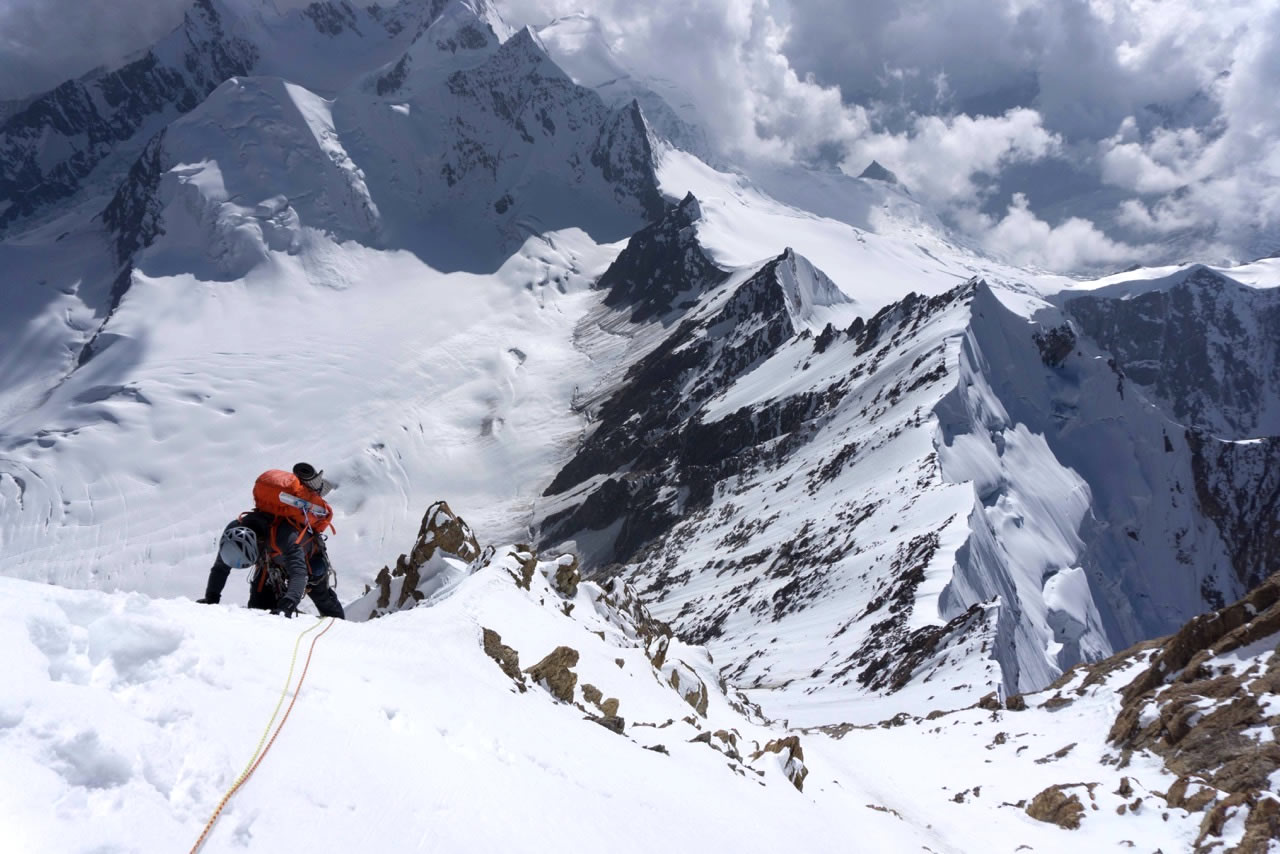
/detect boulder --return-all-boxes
[525,646,580,703]
[552,554,580,598]
[1025,784,1092,830]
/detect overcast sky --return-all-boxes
[2,0,1276,272]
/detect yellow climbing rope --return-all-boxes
[190,616,337,854]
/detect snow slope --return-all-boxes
[1,524,1239,854]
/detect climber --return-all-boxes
[197,463,345,619]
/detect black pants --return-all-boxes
[248,575,346,619]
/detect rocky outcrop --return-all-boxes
[1025,783,1093,829]
[598,192,728,323]
[525,646,581,703]
[750,736,809,792]
[364,500,482,619]
[666,663,709,717]
[482,628,526,690]
[1102,571,1280,852]
[551,554,581,598]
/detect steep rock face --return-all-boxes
[1063,266,1280,439]
[589,100,666,224]
[598,192,729,323]
[1186,431,1280,594]
[544,254,1280,715]
[344,23,665,263]
[534,13,717,164]
[543,247,854,549]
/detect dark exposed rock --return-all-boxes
[585,714,625,735]
[552,554,581,598]
[590,99,666,224]
[1092,571,1280,850]
[977,692,1001,711]
[1065,267,1280,439]
[1186,429,1280,593]
[1032,323,1077,368]
[598,192,728,323]
[366,501,481,618]
[506,545,538,590]
[0,0,258,235]
[857,160,899,184]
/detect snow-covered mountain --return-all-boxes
[0,0,456,236]
[2,1,1278,849]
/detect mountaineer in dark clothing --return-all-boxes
[197,463,345,619]
[199,510,345,618]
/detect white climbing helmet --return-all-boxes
[219,525,259,569]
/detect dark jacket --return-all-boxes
[204,510,312,605]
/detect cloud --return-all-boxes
[848,108,1060,207]
[1099,121,1202,195]
[505,0,872,163]
[969,193,1150,271]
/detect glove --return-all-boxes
[272,597,299,618]
[197,596,219,604]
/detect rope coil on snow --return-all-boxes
[190,616,337,854]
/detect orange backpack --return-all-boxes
[252,469,336,538]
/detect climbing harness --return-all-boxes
[189,616,337,854]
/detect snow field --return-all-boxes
[0,559,946,853]
[0,229,620,601]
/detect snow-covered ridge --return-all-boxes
[541,216,1280,718]
[9,495,1268,852]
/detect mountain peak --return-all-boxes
[772,247,853,330]
[858,160,899,184]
